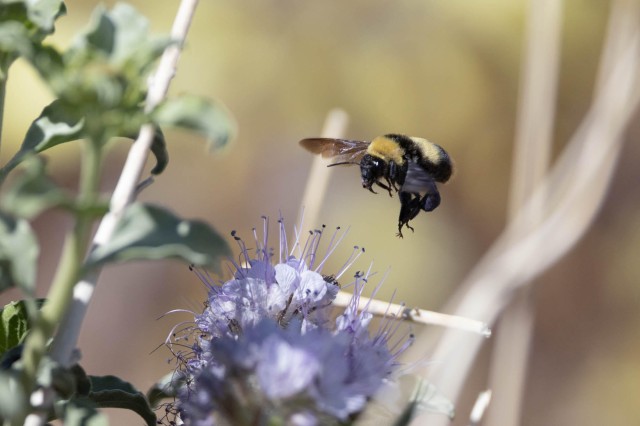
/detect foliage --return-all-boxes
[0,0,235,423]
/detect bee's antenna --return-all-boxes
[328,161,359,167]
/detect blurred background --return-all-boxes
[1,0,639,424]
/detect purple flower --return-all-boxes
[193,220,356,338]
[168,217,413,426]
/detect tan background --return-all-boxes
[1,0,639,424]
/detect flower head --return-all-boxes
[166,216,413,426]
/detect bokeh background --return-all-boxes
[1,0,639,424]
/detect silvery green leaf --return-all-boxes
[1,156,70,218]
[152,95,236,152]
[73,375,156,426]
[0,370,27,421]
[0,213,38,293]
[0,0,66,33]
[0,100,83,182]
[146,372,181,408]
[86,203,230,273]
[57,398,108,426]
[0,301,30,356]
[75,3,170,71]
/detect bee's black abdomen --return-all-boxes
[384,134,452,183]
[428,148,453,183]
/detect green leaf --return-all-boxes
[0,370,27,421]
[79,3,169,70]
[85,203,231,273]
[0,212,38,293]
[146,372,181,408]
[125,126,168,175]
[18,4,171,143]
[70,363,91,396]
[54,372,156,424]
[81,375,156,426]
[20,99,84,152]
[0,301,29,356]
[0,99,83,182]
[25,0,66,33]
[149,126,169,175]
[0,20,33,58]
[0,0,66,34]
[0,102,168,181]
[0,300,40,356]
[152,95,236,152]
[0,344,22,369]
[57,398,108,426]
[1,156,108,220]
[1,156,70,218]
[0,0,65,75]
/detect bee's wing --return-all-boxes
[299,138,368,164]
[401,161,438,193]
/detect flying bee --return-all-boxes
[299,134,453,237]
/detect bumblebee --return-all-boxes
[299,134,453,237]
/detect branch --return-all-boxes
[411,2,640,424]
[334,291,490,336]
[486,0,562,424]
[50,0,201,366]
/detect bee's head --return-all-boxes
[360,154,385,189]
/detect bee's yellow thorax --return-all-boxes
[367,136,405,165]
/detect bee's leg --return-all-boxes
[376,180,394,197]
[401,192,423,221]
[397,219,415,238]
[365,184,378,194]
[397,192,422,238]
[386,176,399,193]
[388,161,407,191]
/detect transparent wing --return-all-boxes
[401,161,438,193]
[299,138,369,165]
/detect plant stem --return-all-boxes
[42,143,101,323]
[50,0,201,367]
[20,141,102,396]
[0,75,7,157]
[486,0,560,423]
